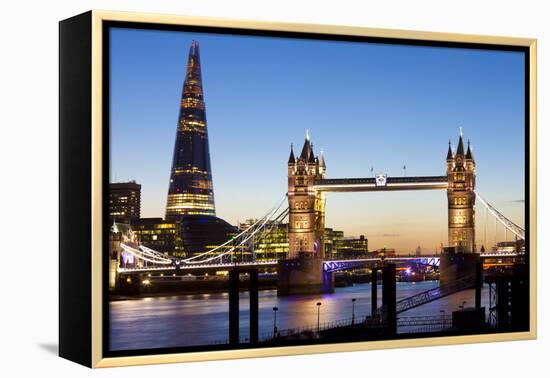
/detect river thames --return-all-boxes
[109,281,490,351]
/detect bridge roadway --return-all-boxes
[313,176,448,192]
[117,251,520,275]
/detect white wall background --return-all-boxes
[0,0,547,375]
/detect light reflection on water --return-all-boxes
[109,281,489,351]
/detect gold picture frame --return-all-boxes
[59,10,537,368]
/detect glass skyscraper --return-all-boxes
[166,41,216,220]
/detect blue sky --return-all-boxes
[109,27,525,253]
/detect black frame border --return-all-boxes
[59,11,93,367]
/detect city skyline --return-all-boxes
[110,27,525,253]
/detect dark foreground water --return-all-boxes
[110,281,490,351]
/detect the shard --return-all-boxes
[166,41,216,220]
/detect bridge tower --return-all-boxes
[287,131,326,259]
[442,129,479,285]
[446,129,476,252]
[280,131,332,295]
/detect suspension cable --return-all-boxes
[185,206,289,264]
[179,194,288,263]
[252,207,289,247]
[132,194,288,264]
[120,243,172,265]
[138,245,173,262]
[474,191,525,240]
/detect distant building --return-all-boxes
[238,219,287,261]
[177,215,238,259]
[324,228,344,258]
[253,223,289,261]
[415,245,422,257]
[337,235,369,257]
[238,220,345,260]
[493,240,525,253]
[131,218,178,255]
[109,181,141,223]
[374,247,396,257]
[238,218,257,231]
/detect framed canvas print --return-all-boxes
[59,10,537,368]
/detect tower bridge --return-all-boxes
[112,129,524,297]
[281,129,483,294]
[287,129,476,261]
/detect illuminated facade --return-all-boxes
[238,219,289,260]
[324,228,344,258]
[446,130,476,252]
[337,235,369,257]
[166,41,216,220]
[287,131,327,258]
[109,181,141,223]
[131,218,178,255]
[252,223,289,260]
[238,219,344,261]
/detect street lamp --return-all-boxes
[316,302,322,332]
[351,298,357,325]
[459,301,467,311]
[272,306,278,336]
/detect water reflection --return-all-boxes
[109,281,489,351]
